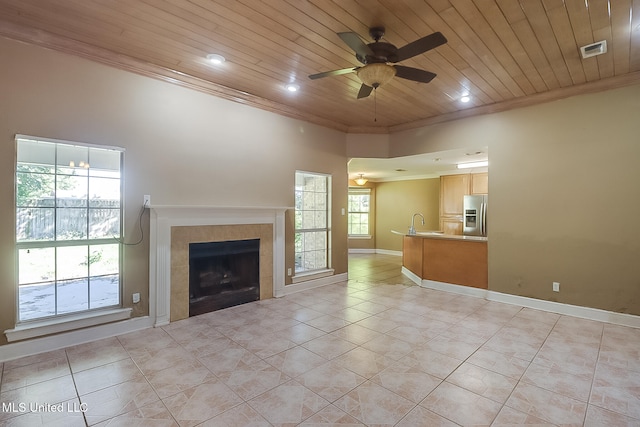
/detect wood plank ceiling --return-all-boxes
[1,0,639,133]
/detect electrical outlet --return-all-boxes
[552,282,560,292]
[132,293,141,304]
[143,195,151,207]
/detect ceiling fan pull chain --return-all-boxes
[374,88,377,122]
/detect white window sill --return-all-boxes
[348,235,372,239]
[4,308,132,342]
[291,268,335,284]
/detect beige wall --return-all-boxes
[375,179,440,252]
[389,85,640,316]
[0,37,348,345]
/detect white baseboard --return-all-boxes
[401,266,422,285]
[0,316,154,363]
[348,248,376,254]
[414,275,640,329]
[279,272,349,296]
[375,249,402,256]
[348,248,402,257]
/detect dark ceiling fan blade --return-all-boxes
[308,67,357,80]
[395,32,447,62]
[357,84,373,99]
[394,65,437,83]
[338,32,375,59]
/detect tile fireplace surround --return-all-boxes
[149,206,289,327]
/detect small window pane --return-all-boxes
[19,282,55,321]
[16,172,55,207]
[57,145,88,173]
[89,147,120,176]
[57,278,89,314]
[89,177,120,207]
[56,208,88,240]
[17,208,55,242]
[88,244,119,276]
[17,140,55,170]
[89,209,120,239]
[57,175,88,207]
[57,246,89,281]
[90,274,120,309]
[18,247,55,285]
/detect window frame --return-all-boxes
[15,135,125,324]
[293,171,332,276]
[347,187,371,238]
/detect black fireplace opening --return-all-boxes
[189,239,260,316]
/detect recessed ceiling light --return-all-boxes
[285,83,300,92]
[460,95,471,103]
[206,54,225,65]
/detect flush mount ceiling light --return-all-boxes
[457,160,488,169]
[354,174,368,185]
[285,83,300,92]
[356,63,397,89]
[460,95,471,103]
[206,53,226,64]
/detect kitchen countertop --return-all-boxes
[391,230,488,242]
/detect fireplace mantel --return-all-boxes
[149,205,291,327]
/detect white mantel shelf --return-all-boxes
[149,205,292,327]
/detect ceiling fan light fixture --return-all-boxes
[354,174,368,185]
[356,63,396,88]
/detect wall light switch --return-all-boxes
[552,282,560,292]
[341,208,345,215]
[287,268,292,276]
[132,293,141,304]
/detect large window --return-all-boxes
[348,188,371,236]
[16,136,123,322]
[294,171,330,273]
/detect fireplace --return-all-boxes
[189,239,260,316]
[149,205,289,326]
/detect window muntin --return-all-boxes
[294,172,330,273]
[348,188,371,236]
[16,136,123,322]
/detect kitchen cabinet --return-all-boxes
[470,172,488,195]
[439,174,467,234]
[440,173,487,234]
[403,235,488,289]
[440,174,469,216]
[441,218,463,235]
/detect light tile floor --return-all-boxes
[1,253,640,426]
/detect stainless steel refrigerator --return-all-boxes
[463,195,488,236]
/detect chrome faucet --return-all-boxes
[408,213,425,235]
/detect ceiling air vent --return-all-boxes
[580,40,607,59]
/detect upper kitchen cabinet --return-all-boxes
[471,172,488,194]
[440,173,488,234]
[440,174,469,217]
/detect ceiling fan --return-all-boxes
[309,27,447,99]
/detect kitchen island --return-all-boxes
[401,233,488,289]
